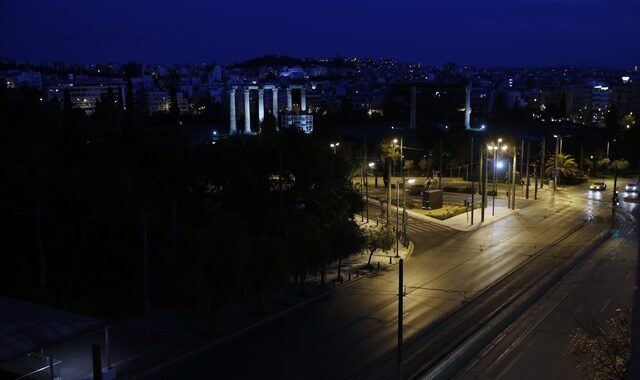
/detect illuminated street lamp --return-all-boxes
[487,139,507,216]
[365,162,376,221]
[330,142,340,155]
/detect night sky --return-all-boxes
[1,0,639,67]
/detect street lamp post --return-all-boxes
[470,136,475,225]
[367,162,375,222]
[553,135,560,190]
[480,145,486,222]
[404,178,415,244]
[330,142,340,155]
[399,137,405,237]
[395,180,400,258]
[511,145,517,209]
[606,139,616,159]
[488,139,506,216]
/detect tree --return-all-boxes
[596,158,611,171]
[327,218,364,281]
[94,87,119,132]
[364,225,394,267]
[545,153,579,182]
[569,307,631,379]
[610,159,630,171]
[124,78,136,133]
[259,113,277,136]
[379,138,401,187]
[418,158,431,176]
[169,85,180,123]
[622,113,635,129]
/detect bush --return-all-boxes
[443,186,476,194]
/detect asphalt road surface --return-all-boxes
[456,182,639,380]
[136,181,624,380]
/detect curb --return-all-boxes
[418,229,612,380]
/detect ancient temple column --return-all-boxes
[465,80,471,130]
[258,89,265,123]
[300,87,307,111]
[244,88,251,133]
[272,88,279,131]
[410,86,416,129]
[229,88,237,134]
[286,88,292,111]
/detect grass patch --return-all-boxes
[411,203,470,220]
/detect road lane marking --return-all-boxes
[599,298,611,313]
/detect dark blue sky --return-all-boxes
[1,0,639,67]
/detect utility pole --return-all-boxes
[480,145,489,222]
[439,138,443,189]
[362,143,365,222]
[485,155,489,213]
[612,169,618,229]
[540,137,546,189]
[525,141,531,199]
[534,163,538,200]
[470,136,474,225]
[520,139,524,179]
[580,142,584,173]
[364,139,369,222]
[507,161,512,209]
[401,137,406,240]
[397,259,404,380]
[511,146,517,209]
[480,145,485,222]
[387,157,391,224]
[396,183,400,257]
[554,136,559,190]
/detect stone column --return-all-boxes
[258,89,265,123]
[272,88,279,131]
[465,80,471,130]
[410,86,416,129]
[229,88,237,134]
[244,88,251,133]
[286,87,292,111]
[300,87,307,112]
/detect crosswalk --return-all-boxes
[406,220,452,234]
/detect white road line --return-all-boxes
[599,298,611,313]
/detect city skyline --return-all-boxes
[1,0,639,67]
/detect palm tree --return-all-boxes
[545,153,579,183]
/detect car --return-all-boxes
[590,182,607,191]
[625,182,639,192]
